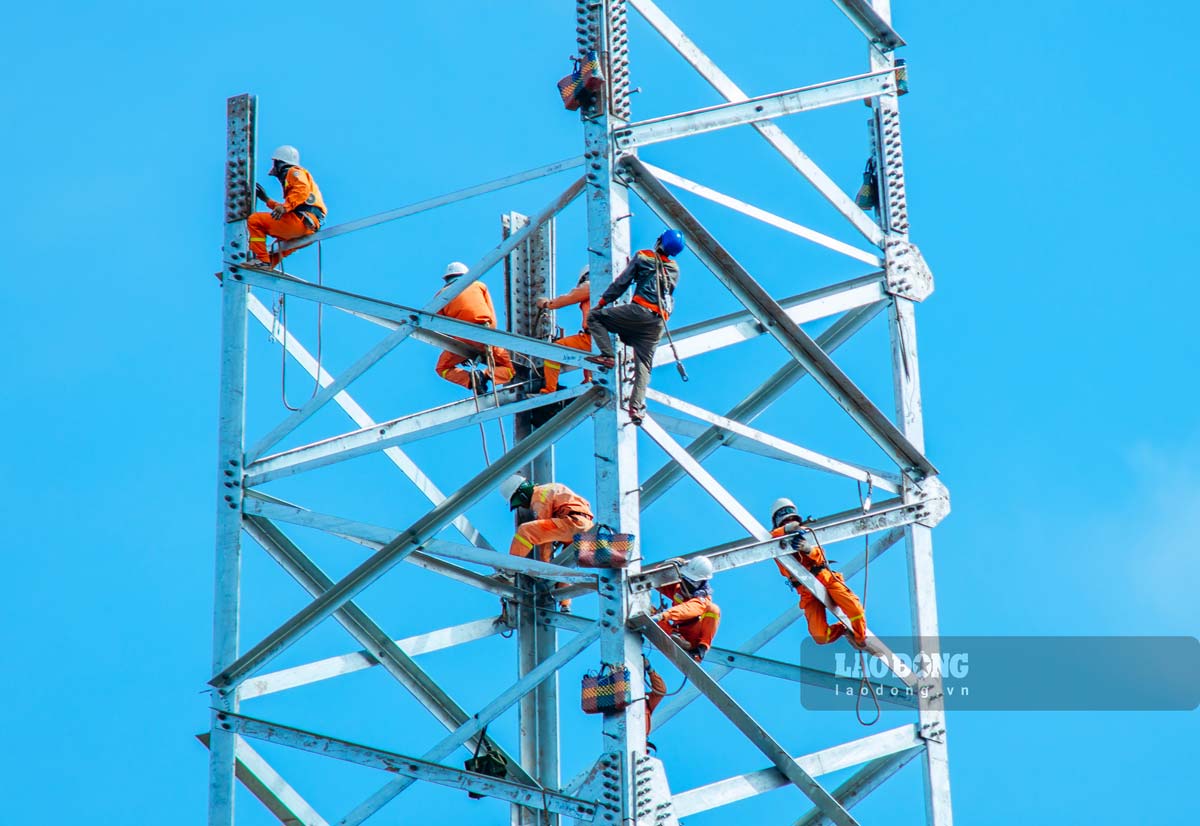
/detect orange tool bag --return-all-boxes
[573,524,634,569]
[581,662,632,714]
[557,50,605,110]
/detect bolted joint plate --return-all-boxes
[914,476,950,528]
[224,94,256,224]
[884,236,934,301]
[572,751,622,826]
[632,753,678,826]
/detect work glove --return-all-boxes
[271,203,287,219]
[535,296,550,309]
[254,183,270,204]
[789,532,807,551]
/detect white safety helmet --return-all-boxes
[677,556,714,584]
[271,145,301,166]
[771,497,800,528]
[443,260,470,280]
[499,474,528,502]
[577,265,590,285]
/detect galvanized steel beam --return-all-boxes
[793,748,923,826]
[209,387,606,691]
[831,0,906,52]
[621,155,936,480]
[197,733,329,826]
[615,69,897,150]
[219,713,599,819]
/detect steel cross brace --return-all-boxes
[241,515,537,787]
[653,275,887,367]
[217,712,598,820]
[210,386,605,691]
[620,155,936,481]
[197,733,328,826]
[240,174,586,460]
[628,0,884,246]
[245,385,590,486]
[793,748,923,826]
[615,68,897,150]
[634,617,858,826]
[243,292,495,550]
[671,724,922,818]
[241,495,597,584]
[641,302,885,509]
[338,623,601,825]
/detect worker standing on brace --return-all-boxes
[535,265,593,393]
[770,498,867,647]
[248,145,326,268]
[586,230,685,424]
[500,475,593,612]
[644,556,720,736]
[433,262,515,393]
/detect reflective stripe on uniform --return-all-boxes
[514,534,534,550]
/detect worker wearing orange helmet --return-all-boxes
[501,475,593,611]
[770,498,867,646]
[248,145,327,267]
[535,265,593,393]
[433,262,515,393]
[644,556,720,735]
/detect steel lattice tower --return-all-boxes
[206,2,951,824]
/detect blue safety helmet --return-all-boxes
[656,229,685,257]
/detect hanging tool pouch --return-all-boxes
[557,49,605,110]
[573,523,634,568]
[581,662,633,714]
[855,157,879,211]
[463,730,507,799]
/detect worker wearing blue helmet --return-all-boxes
[586,229,685,424]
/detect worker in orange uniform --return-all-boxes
[770,498,867,647]
[500,475,594,612]
[585,230,685,424]
[644,556,720,736]
[248,145,326,267]
[433,262,515,393]
[535,265,594,393]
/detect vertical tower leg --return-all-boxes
[506,212,561,826]
[870,2,952,821]
[210,93,255,826]
[579,2,647,825]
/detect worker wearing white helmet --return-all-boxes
[535,265,595,393]
[770,497,867,647]
[247,145,327,267]
[643,555,721,738]
[433,261,515,393]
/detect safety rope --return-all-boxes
[854,477,881,726]
[469,365,491,466]
[485,348,509,453]
[653,253,688,382]
[276,241,324,411]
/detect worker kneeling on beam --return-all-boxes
[585,230,684,424]
[501,475,594,612]
[434,262,515,393]
[248,145,326,267]
[535,265,594,393]
[644,556,721,736]
[771,498,867,647]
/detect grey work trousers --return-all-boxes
[588,302,664,413]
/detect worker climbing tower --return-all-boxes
[206,1,951,824]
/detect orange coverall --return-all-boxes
[508,483,594,562]
[434,281,515,388]
[248,165,326,265]
[772,526,867,645]
[541,283,593,392]
[646,583,721,732]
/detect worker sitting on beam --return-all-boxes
[644,556,720,737]
[585,230,685,424]
[248,145,326,268]
[535,265,594,393]
[770,498,867,647]
[501,475,594,612]
[433,262,515,393]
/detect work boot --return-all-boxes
[585,354,616,368]
[558,599,572,613]
[625,405,645,425]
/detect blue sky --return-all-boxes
[3,1,1196,823]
